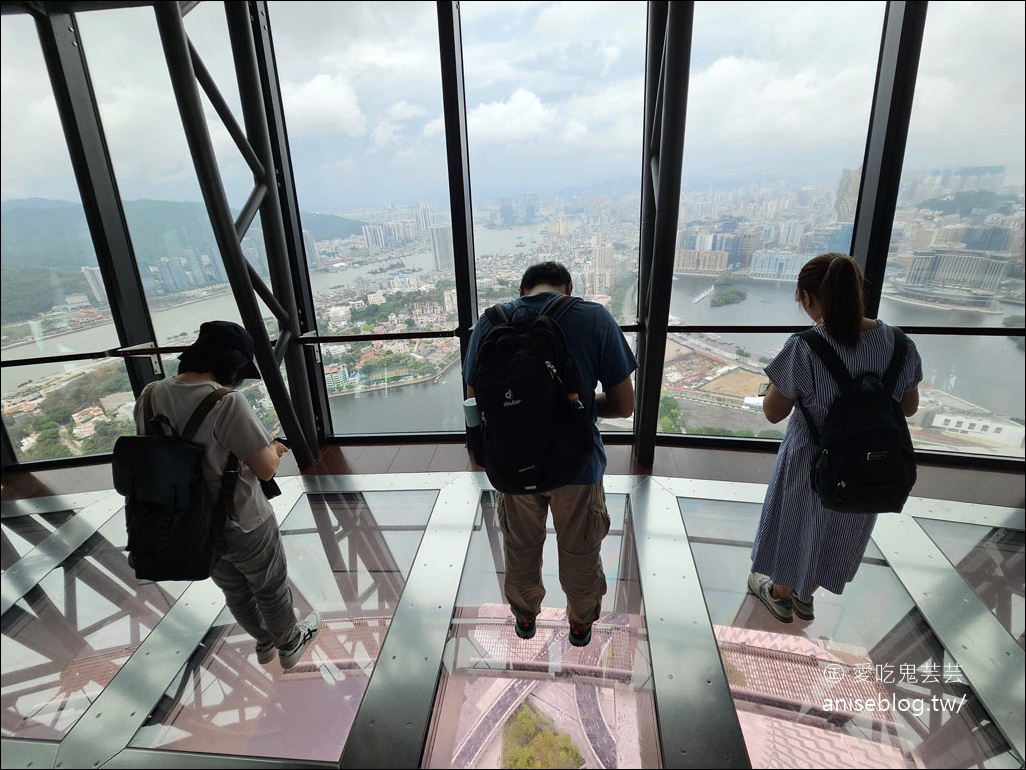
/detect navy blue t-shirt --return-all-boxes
[463,291,638,485]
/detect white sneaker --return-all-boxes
[747,572,793,623]
[279,611,322,669]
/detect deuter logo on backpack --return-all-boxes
[473,295,593,494]
[796,328,917,514]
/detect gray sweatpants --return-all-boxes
[210,515,299,649]
[496,481,610,628]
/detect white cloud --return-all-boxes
[422,116,445,139]
[387,100,427,121]
[372,119,400,149]
[281,74,367,138]
[467,89,559,144]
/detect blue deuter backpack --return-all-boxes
[796,327,917,514]
[473,295,593,494]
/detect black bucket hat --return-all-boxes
[190,320,261,380]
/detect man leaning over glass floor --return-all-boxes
[462,261,638,646]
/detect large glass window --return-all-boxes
[461,1,646,326]
[76,6,275,346]
[1,14,132,462]
[268,0,458,435]
[882,1,1025,458]
[660,1,886,436]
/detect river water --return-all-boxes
[4,224,1024,433]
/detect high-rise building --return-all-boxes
[673,249,729,275]
[897,248,1010,310]
[749,250,808,281]
[835,166,861,222]
[430,224,454,273]
[302,230,319,264]
[80,266,108,305]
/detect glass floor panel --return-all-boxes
[1,510,76,573]
[127,490,436,762]
[917,518,1025,651]
[1,514,187,740]
[679,497,1021,769]
[424,492,662,768]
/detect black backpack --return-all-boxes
[795,327,916,514]
[112,386,239,581]
[473,295,593,494]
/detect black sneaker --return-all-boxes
[279,611,322,669]
[568,623,592,647]
[792,595,815,621]
[515,617,536,640]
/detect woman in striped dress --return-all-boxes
[749,253,923,623]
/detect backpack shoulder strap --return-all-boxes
[882,326,908,394]
[484,303,510,328]
[142,384,156,425]
[182,387,233,442]
[541,294,581,323]
[797,329,853,392]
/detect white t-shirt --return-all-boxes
[134,379,274,532]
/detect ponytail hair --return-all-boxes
[796,253,865,346]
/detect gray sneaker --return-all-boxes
[279,611,322,669]
[255,639,277,665]
[792,595,815,621]
[748,572,793,623]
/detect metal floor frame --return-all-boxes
[2,472,1024,769]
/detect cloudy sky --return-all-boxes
[1,1,1023,215]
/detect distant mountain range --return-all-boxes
[0,198,366,324]
[0,198,366,271]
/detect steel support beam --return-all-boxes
[851,1,927,318]
[437,1,479,373]
[33,9,160,395]
[152,1,315,467]
[225,1,320,463]
[249,0,333,442]
[634,2,693,468]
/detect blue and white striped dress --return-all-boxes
[751,321,923,602]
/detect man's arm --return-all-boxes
[596,376,635,419]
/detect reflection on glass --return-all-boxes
[1,511,76,573]
[918,519,1025,651]
[3,359,138,463]
[460,2,646,325]
[1,516,186,740]
[130,491,434,762]
[679,497,1019,768]
[426,492,660,768]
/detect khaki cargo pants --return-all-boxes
[496,481,610,628]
